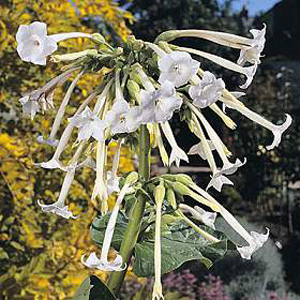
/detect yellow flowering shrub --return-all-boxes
[0,1,134,298]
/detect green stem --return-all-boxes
[107,125,150,296]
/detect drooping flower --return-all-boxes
[189,71,225,108]
[37,169,76,219]
[221,95,292,150]
[188,140,215,160]
[16,21,92,65]
[158,51,200,87]
[82,172,138,271]
[207,174,234,192]
[69,106,107,142]
[160,122,188,167]
[185,181,269,259]
[237,228,270,259]
[179,204,217,229]
[237,25,266,66]
[140,80,182,123]
[18,69,74,119]
[38,70,84,146]
[215,158,247,177]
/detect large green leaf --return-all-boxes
[90,212,129,250]
[72,275,116,300]
[133,221,229,277]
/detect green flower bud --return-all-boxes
[91,33,106,44]
[50,49,98,62]
[166,188,177,209]
[125,171,139,185]
[174,174,194,186]
[154,30,180,43]
[154,182,166,205]
[127,79,141,102]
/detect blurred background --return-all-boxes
[0,0,299,299]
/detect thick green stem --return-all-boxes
[107,125,150,296]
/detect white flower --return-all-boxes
[188,183,269,259]
[16,22,57,65]
[105,99,141,135]
[207,174,234,192]
[215,158,247,177]
[188,140,215,160]
[189,71,225,108]
[82,172,138,271]
[37,169,76,219]
[237,25,266,66]
[69,107,107,142]
[16,22,92,65]
[160,122,188,167]
[179,204,217,229]
[81,252,124,272]
[221,96,292,150]
[36,135,59,147]
[158,51,200,87]
[107,171,120,195]
[237,228,269,260]
[18,69,73,119]
[140,80,182,123]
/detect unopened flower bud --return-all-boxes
[174,174,194,186]
[127,79,141,102]
[125,171,139,185]
[51,49,98,62]
[91,33,106,44]
[155,30,180,43]
[154,182,166,205]
[166,188,177,209]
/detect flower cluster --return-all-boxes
[16,21,292,300]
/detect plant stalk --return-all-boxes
[107,124,151,296]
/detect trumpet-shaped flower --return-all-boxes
[37,169,76,219]
[69,106,107,142]
[221,96,292,150]
[188,140,215,160]
[82,172,138,271]
[81,252,124,271]
[16,22,92,65]
[215,158,247,177]
[158,51,200,87]
[189,71,225,108]
[207,174,234,192]
[184,181,269,259]
[140,80,182,123]
[161,122,188,167]
[105,99,141,135]
[179,204,217,229]
[237,228,270,259]
[18,69,73,119]
[237,25,266,67]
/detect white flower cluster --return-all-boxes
[15,21,292,287]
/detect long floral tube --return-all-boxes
[46,70,84,143]
[152,183,165,300]
[177,46,256,88]
[155,30,251,47]
[175,209,220,243]
[38,92,97,169]
[189,114,218,174]
[221,95,292,150]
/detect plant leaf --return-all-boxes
[90,212,128,250]
[133,221,229,277]
[72,275,116,300]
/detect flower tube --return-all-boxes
[82,172,138,271]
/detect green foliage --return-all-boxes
[133,221,229,277]
[73,275,116,300]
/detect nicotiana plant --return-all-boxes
[16,21,292,299]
